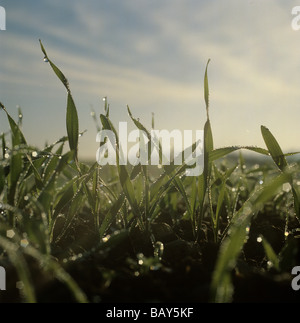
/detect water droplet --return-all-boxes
[137,253,144,261]
[32,151,38,158]
[282,183,291,193]
[285,231,289,237]
[16,281,24,290]
[20,239,29,248]
[102,235,110,243]
[245,226,250,233]
[256,236,262,243]
[4,153,9,159]
[43,57,49,63]
[24,196,29,201]
[259,180,264,185]
[6,230,15,239]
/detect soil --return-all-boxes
[1,207,300,303]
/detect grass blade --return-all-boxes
[210,146,269,162]
[262,237,280,271]
[261,126,287,171]
[39,40,79,159]
[66,93,79,155]
[204,59,211,119]
[39,40,69,92]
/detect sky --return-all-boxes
[1,0,300,160]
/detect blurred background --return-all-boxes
[1,0,300,160]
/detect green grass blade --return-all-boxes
[127,105,154,163]
[0,165,5,195]
[1,133,6,158]
[0,102,27,146]
[39,41,79,159]
[174,176,192,217]
[118,165,141,218]
[204,59,211,119]
[39,40,70,92]
[204,120,214,166]
[261,126,287,171]
[66,93,79,156]
[99,194,125,237]
[262,237,280,271]
[253,172,291,207]
[292,187,300,221]
[17,106,23,127]
[25,154,43,190]
[214,182,225,240]
[210,146,269,162]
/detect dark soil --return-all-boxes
[1,208,300,303]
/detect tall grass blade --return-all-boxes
[204,59,211,119]
[39,40,79,159]
[261,126,287,171]
[39,40,69,92]
[66,93,79,156]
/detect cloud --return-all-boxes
[1,0,300,159]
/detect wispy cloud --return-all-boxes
[1,0,300,159]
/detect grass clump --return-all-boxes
[0,41,299,303]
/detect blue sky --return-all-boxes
[1,0,300,159]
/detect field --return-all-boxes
[0,42,300,303]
